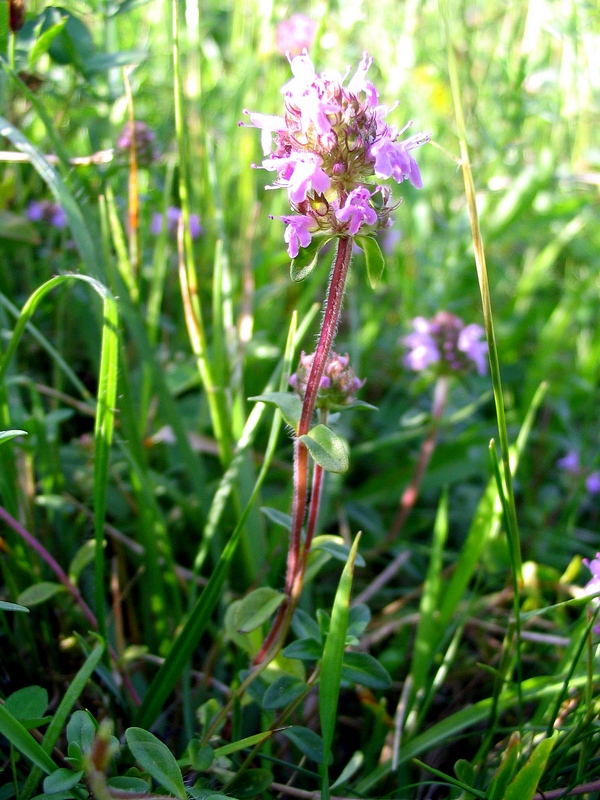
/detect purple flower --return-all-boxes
[335,187,378,235]
[281,214,315,258]
[403,317,440,372]
[276,14,317,58]
[242,51,429,256]
[583,554,600,630]
[457,324,487,376]
[586,471,600,495]
[263,152,331,204]
[370,131,429,189]
[27,200,67,229]
[557,450,580,474]
[151,206,202,240]
[116,120,157,167]
[403,312,488,376]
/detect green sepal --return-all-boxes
[299,424,349,473]
[290,236,333,282]
[355,235,386,288]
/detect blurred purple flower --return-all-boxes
[276,14,317,58]
[116,120,157,167]
[403,312,487,376]
[557,450,580,474]
[27,200,67,229]
[458,324,488,376]
[586,471,600,495]
[151,207,202,240]
[403,317,440,372]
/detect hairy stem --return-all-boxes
[254,237,352,664]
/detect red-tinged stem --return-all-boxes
[385,375,449,544]
[286,236,352,589]
[354,376,449,607]
[254,237,352,665]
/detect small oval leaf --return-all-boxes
[299,424,349,473]
[226,768,273,798]
[282,637,323,661]
[262,675,306,710]
[355,235,386,288]
[282,726,330,764]
[341,651,392,690]
[17,582,67,607]
[107,776,152,793]
[290,236,331,282]
[125,727,186,800]
[249,391,302,432]
[4,686,48,721]
[43,768,84,793]
[235,588,285,634]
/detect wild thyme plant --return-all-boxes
[242,51,429,662]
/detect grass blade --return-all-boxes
[319,533,361,800]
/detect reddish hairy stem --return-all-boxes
[254,238,352,664]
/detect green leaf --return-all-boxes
[347,604,371,638]
[186,740,214,772]
[355,235,386,288]
[84,50,147,74]
[66,710,97,754]
[28,18,67,70]
[291,608,321,642]
[262,675,306,710]
[68,540,95,584]
[504,733,557,800]
[125,728,186,800]
[234,588,285,634]
[312,537,366,568]
[249,391,302,432]
[107,777,151,793]
[299,424,349,473]
[330,750,364,790]
[5,686,48,722]
[0,703,57,774]
[341,652,392,690]
[260,506,293,531]
[0,600,29,613]
[282,726,330,764]
[43,768,83,794]
[20,643,105,800]
[17,582,66,607]
[283,638,323,661]
[290,236,332,282]
[319,534,361,799]
[487,732,521,800]
[226,768,273,799]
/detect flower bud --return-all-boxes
[290,351,365,408]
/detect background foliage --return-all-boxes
[0,0,599,798]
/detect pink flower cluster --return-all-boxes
[242,52,429,257]
[403,312,488,376]
[290,351,365,408]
